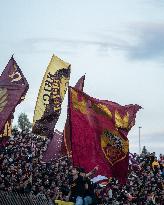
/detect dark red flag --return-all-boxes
[0,56,29,135]
[63,75,85,156]
[69,87,141,184]
[42,130,65,162]
[74,75,85,90]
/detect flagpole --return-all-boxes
[139,126,142,155]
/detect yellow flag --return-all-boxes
[32,55,71,137]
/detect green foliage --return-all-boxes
[12,125,18,131]
[18,113,32,132]
[12,125,19,135]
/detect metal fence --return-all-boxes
[0,191,54,205]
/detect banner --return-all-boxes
[69,87,141,184]
[64,75,85,156]
[0,56,29,136]
[32,55,71,137]
[42,130,64,162]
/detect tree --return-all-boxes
[142,146,148,155]
[18,113,32,133]
[12,125,18,131]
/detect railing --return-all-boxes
[0,191,54,205]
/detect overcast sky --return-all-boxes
[0,0,164,154]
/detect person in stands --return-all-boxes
[68,166,98,205]
[67,167,86,205]
[78,168,95,205]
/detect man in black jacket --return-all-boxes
[68,167,98,205]
[67,167,86,205]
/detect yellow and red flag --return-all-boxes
[69,87,141,184]
[32,55,71,137]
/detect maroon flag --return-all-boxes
[63,75,85,156]
[69,87,141,184]
[42,130,64,162]
[74,75,85,90]
[0,56,29,135]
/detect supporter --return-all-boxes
[152,157,160,169]
[67,167,86,205]
[78,168,96,205]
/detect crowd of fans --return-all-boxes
[0,130,164,204]
[96,153,164,204]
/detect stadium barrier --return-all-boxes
[0,191,54,205]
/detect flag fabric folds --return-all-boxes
[0,56,29,137]
[42,130,65,162]
[69,87,141,184]
[32,55,71,137]
[64,75,85,156]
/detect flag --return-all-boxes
[91,175,108,183]
[74,75,85,90]
[64,75,85,156]
[0,56,29,137]
[32,55,71,137]
[69,87,141,184]
[42,130,64,162]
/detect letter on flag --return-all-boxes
[63,75,85,156]
[0,56,29,143]
[69,87,141,184]
[32,55,71,137]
